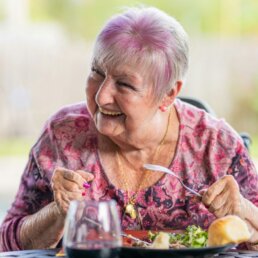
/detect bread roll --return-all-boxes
[208,215,251,246]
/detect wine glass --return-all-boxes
[63,200,122,258]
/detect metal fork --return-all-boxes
[121,232,151,246]
[143,164,202,198]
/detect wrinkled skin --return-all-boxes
[202,175,258,245]
[51,167,94,215]
[19,168,94,249]
[202,175,242,218]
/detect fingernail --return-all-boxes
[82,191,86,196]
[83,182,90,189]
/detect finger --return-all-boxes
[199,188,208,196]
[52,167,66,182]
[53,167,94,187]
[62,203,70,215]
[63,169,79,182]
[245,220,258,243]
[210,191,242,218]
[55,186,77,205]
[56,191,83,214]
[61,180,84,192]
[52,168,93,204]
[63,169,92,191]
[52,167,77,184]
[210,194,233,218]
[67,191,85,201]
[229,195,242,216]
[213,203,230,218]
[202,176,229,206]
[76,170,94,182]
[208,189,229,212]
[64,170,94,189]
[54,192,67,215]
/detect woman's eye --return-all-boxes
[91,67,105,77]
[117,81,135,90]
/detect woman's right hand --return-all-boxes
[51,167,94,216]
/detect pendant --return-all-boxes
[125,203,137,219]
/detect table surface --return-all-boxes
[0,249,58,258]
[1,249,258,258]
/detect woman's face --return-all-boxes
[86,61,161,140]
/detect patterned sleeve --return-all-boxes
[0,127,56,251]
[0,104,90,251]
[228,142,258,206]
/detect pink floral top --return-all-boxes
[0,99,257,251]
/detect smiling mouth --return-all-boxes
[99,107,123,116]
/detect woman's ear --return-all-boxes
[159,81,183,111]
[170,80,183,99]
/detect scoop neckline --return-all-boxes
[94,100,182,194]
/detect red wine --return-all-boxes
[66,247,120,258]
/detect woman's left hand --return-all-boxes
[201,175,245,218]
[202,175,258,245]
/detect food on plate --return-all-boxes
[150,232,170,249]
[207,215,251,246]
[56,215,251,255]
[148,225,208,249]
[129,215,251,249]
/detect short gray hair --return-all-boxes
[93,6,189,100]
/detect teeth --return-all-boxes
[99,107,122,116]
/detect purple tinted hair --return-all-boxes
[92,7,189,100]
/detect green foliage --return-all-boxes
[28,0,258,40]
[250,135,258,159]
[0,138,33,157]
[0,1,5,21]
[149,225,208,248]
[252,80,258,115]
[169,225,208,248]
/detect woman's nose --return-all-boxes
[95,78,115,106]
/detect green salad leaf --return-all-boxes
[148,225,208,248]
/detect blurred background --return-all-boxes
[0,0,258,222]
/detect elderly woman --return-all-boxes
[1,6,258,251]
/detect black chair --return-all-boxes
[178,96,252,151]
